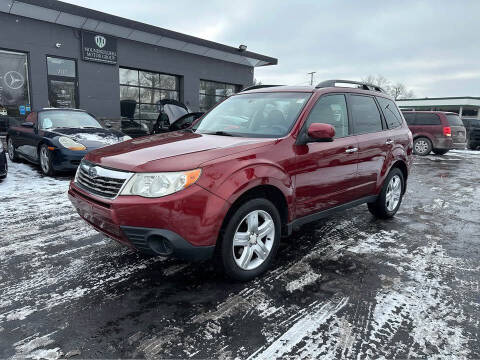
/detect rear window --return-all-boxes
[403,112,415,125]
[446,114,463,126]
[415,113,441,125]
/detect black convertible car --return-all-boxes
[0,139,7,180]
[7,108,130,176]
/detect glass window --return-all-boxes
[306,94,349,138]
[445,114,463,126]
[199,80,240,112]
[38,110,101,129]
[119,67,181,128]
[47,57,76,78]
[350,95,383,134]
[0,49,30,119]
[193,92,311,138]
[377,97,403,129]
[415,113,441,125]
[403,112,415,125]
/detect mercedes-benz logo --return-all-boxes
[4,71,24,90]
[88,166,98,178]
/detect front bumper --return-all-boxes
[51,149,87,171]
[0,150,7,177]
[68,182,228,260]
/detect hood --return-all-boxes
[46,128,125,149]
[85,131,275,172]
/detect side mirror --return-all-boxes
[21,122,34,128]
[307,123,335,142]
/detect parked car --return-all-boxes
[461,117,480,150]
[402,111,466,155]
[7,108,130,176]
[0,139,7,179]
[151,99,203,134]
[68,80,413,281]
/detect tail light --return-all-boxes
[443,126,451,137]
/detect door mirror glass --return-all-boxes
[307,123,335,142]
[21,121,34,128]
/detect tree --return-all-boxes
[362,75,415,100]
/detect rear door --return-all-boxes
[348,94,391,197]
[294,93,360,217]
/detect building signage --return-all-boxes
[0,50,30,110]
[81,31,117,65]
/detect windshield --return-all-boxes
[39,111,102,130]
[192,92,311,137]
[446,114,464,126]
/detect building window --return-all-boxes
[47,57,78,108]
[199,80,239,112]
[119,67,180,130]
[0,49,30,120]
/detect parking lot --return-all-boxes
[0,150,479,359]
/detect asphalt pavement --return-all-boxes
[0,150,479,359]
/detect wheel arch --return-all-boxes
[389,160,408,194]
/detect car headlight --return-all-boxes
[120,169,201,198]
[58,136,86,151]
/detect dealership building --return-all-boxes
[0,0,277,133]
[396,97,480,119]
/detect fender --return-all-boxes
[197,158,295,220]
[375,144,409,194]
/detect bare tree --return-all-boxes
[362,75,415,100]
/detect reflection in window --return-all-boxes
[119,67,181,131]
[199,80,239,112]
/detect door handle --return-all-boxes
[345,147,358,153]
[385,139,394,145]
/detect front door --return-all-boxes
[294,93,360,218]
[46,57,78,108]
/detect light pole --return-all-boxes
[307,71,316,86]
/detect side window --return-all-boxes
[415,113,441,125]
[306,94,349,138]
[377,97,403,129]
[403,112,416,125]
[350,95,383,134]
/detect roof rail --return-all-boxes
[315,79,386,93]
[241,84,283,91]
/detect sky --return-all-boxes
[64,0,480,98]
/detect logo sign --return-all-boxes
[19,105,25,115]
[4,70,25,90]
[88,166,98,178]
[94,35,106,48]
[81,31,117,65]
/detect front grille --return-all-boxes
[75,161,132,198]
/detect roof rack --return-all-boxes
[241,84,283,91]
[315,80,386,93]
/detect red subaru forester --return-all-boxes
[69,80,413,281]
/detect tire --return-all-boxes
[7,137,19,162]
[413,137,432,156]
[432,149,449,155]
[468,142,479,150]
[39,144,55,176]
[217,198,281,281]
[368,168,405,219]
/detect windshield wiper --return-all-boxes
[201,131,236,137]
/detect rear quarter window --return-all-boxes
[415,113,441,125]
[446,114,463,126]
[403,112,416,125]
[377,97,403,129]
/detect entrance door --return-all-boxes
[47,57,78,108]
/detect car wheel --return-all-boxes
[433,149,449,155]
[7,137,19,162]
[468,142,479,150]
[413,137,432,156]
[368,168,404,219]
[218,198,281,281]
[39,144,55,176]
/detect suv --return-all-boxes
[402,111,466,155]
[68,80,413,281]
[461,117,480,150]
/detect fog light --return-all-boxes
[148,235,174,256]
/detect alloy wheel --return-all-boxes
[385,175,402,212]
[414,139,429,155]
[232,210,275,271]
[40,146,50,174]
[7,138,15,161]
